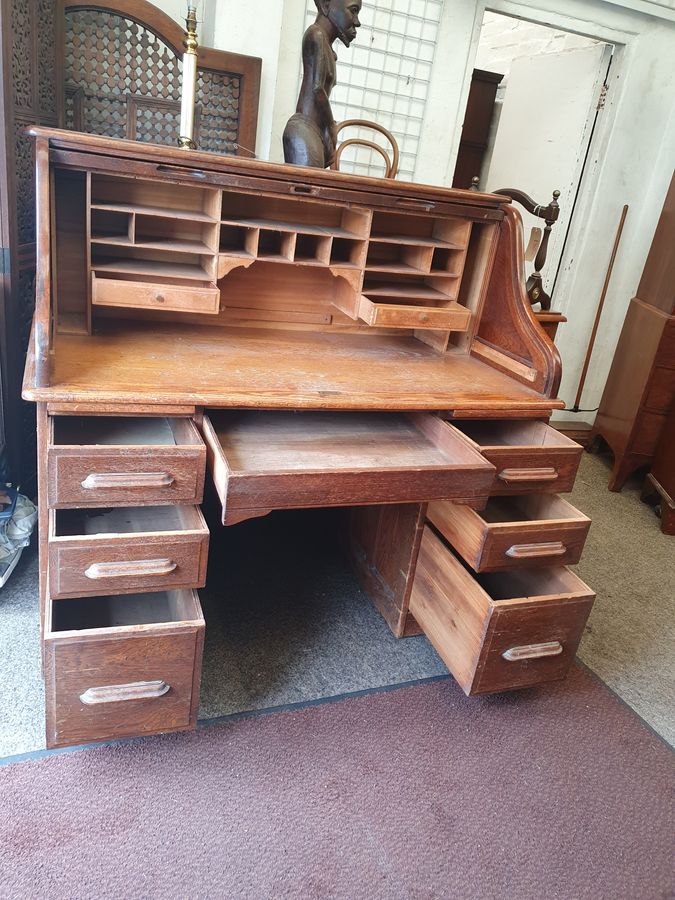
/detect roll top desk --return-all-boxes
[23,129,595,748]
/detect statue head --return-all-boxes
[315,0,362,47]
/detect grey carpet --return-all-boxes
[571,452,675,746]
[1,668,673,900]
[0,549,44,758]
[0,452,673,759]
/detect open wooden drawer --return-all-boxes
[201,411,495,525]
[47,416,206,508]
[409,526,595,695]
[48,506,209,599]
[44,588,204,748]
[92,273,220,315]
[446,420,583,494]
[427,494,591,572]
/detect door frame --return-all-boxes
[480,39,614,297]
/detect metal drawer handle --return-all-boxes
[84,558,177,580]
[290,184,318,195]
[502,642,563,662]
[506,542,567,559]
[80,680,170,705]
[498,467,558,484]
[81,472,175,490]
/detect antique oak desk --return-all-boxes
[23,128,595,749]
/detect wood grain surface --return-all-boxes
[409,526,595,695]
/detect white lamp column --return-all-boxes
[178,4,199,149]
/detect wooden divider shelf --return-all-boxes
[88,173,221,315]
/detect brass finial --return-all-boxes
[184,5,198,54]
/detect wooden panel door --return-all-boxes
[58,0,261,157]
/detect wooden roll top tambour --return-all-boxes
[23,129,593,750]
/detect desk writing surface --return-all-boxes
[25,320,562,412]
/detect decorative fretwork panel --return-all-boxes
[10,0,33,111]
[196,70,240,155]
[14,117,35,246]
[18,266,37,474]
[36,0,57,116]
[64,8,242,153]
[1,0,58,484]
[18,267,36,358]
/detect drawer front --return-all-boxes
[92,276,220,314]
[654,319,675,369]
[358,296,470,331]
[643,367,675,413]
[473,598,593,694]
[47,447,205,507]
[45,628,201,748]
[631,411,666,456]
[481,446,581,494]
[445,421,583,495]
[409,527,594,696]
[49,534,209,599]
[427,497,591,572]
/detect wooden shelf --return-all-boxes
[91,259,213,282]
[363,282,450,302]
[91,202,216,223]
[365,263,428,276]
[91,236,213,256]
[222,216,360,240]
[369,233,467,250]
[219,249,256,261]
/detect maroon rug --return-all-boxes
[1,665,673,899]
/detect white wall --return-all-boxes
[150,0,675,420]
[475,12,600,76]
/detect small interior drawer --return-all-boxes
[357,296,471,331]
[47,416,206,507]
[201,410,495,525]
[446,420,583,494]
[92,274,220,314]
[409,526,594,696]
[48,505,209,598]
[427,494,591,572]
[43,588,204,749]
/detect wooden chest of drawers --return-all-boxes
[41,411,209,747]
[592,171,675,490]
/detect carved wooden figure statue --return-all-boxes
[283,0,362,168]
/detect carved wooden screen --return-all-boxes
[58,0,261,156]
[0,0,58,485]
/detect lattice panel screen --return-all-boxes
[303,0,443,180]
[64,9,241,153]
